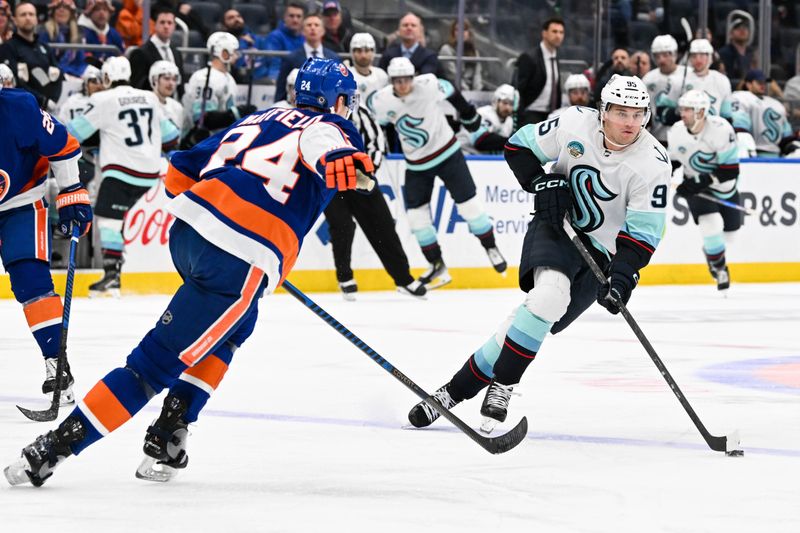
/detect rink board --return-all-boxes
[1,157,799,297]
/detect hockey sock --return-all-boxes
[68,367,153,455]
[421,242,443,263]
[101,249,123,270]
[449,354,492,401]
[22,292,63,358]
[170,344,234,424]
[412,224,443,263]
[465,213,496,249]
[492,305,552,386]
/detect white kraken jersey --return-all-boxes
[508,106,671,256]
[182,66,238,127]
[57,92,91,123]
[667,115,739,198]
[158,95,185,139]
[459,104,515,152]
[730,90,792,156]
[67,85,179,184]
[680,69,732,118]
[352,66,389,102]
[642,65,687,143]
[369,74,460,171]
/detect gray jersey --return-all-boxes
[508,106,671,256]
[642,65,687,143]
[182,66,238,128]
[667,115,739,198]
[730,90,793,156]
[368,74,460,171]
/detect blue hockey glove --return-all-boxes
[596,262,639,315]
[528,173,571,227]
[56,184,93,236]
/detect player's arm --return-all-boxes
[165,128,230,197]
[299,120,375,192]
[159,116,180,152]
[655,92,680,126]
[437,78,481,132]
[472,117,508,152]
[778,119,799,156]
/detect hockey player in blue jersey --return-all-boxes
[4,57,375,487]
[0,86,92,406]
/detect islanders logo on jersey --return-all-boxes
[0,169,9,203]
[396,114,429,148]
[567,141,584,158]
[569,165,617,233]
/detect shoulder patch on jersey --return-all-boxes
[653,144,669,165]
[567,140,584,158]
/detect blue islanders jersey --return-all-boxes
[166,107,365,294]
[0,88,82,213]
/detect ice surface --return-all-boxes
[1,283,798,532]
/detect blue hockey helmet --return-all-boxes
[295,57,359,116]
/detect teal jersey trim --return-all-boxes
[717,145,739,165]
[161,118,180,143]
[623,209,666,249]
[720,100,733,119]
[508,125,553,163]
[67,116,98,143]
[437,78,455,98]
[102,170,159,188]
[192,99,220,122]
[731,111,752,132]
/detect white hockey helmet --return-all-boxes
[564,73,590,92]
[678,89,710,114]
[350,32,376,51]
[689,38,714,55]
[148,60,181,89]
[492,83,519,110]
[387,57,415,78]
[81,64,102,92]
[207,31,240,64]
[651,34,678,55]
[286,68,299,91]
[0,63,16,88]
[600,74,651,126]
[101,56,131,87]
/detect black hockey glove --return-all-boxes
[236,104,257,118]
[676,173,712,198]
[596,261,639,315]
[460,106,482,132]
[527,173,571,227]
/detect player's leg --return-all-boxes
[688,193,739,291]
[0,203,74,404]
[404,168,449,288]
[436,150,507,273]
[348,187,426,297]
[323,193,358,300]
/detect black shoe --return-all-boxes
[486,246,507,273]
[42,358,75,405]
[408,384,460,428]
[4,416,85,487]
[397,280,427,298]
[479,379,516,434]
[418,259,451,289]
[136,395,189,482]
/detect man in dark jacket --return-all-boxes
[0,1,63,109]
[378,12,439,76]
[515,17,564,126]
[129,5,185,96]
[274,13,339,103]
[321,1,353,53]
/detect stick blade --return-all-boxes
[485,416,528,455]
[16,404,58,422]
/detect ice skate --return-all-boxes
[4,417,85,487]
[42,357,75,406]
[714,265,730,293]
[88,269,121,298]
[396,279,427,299]
[418,259,451,290]
[486,246,507,274]
[408,384,460,428]
[136,394,189,482]
[479,379,516,434]
[338,279,358,302]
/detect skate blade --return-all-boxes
[4,458,32,486]
[396,287,427,300]
[341,292,357,302]
[479,417,498,434]
[135,456,180,483]
[424,275,452,291]
[88,288,121,299]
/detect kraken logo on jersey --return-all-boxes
[396,114,429,148]
[570,165,617,233]
[689,150,716,173]
[762,107,783,143]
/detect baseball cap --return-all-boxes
[744,69,767,83]
[322,1,340,13]
[730,14,748,29]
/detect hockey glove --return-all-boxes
[528,173,571,227]
[676,173,712,198]
[460,106,482,132]
[325,152,375,192]
[596,261,639,315]
[56,184,93,236]
[235,104,258,118]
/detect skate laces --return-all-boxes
[484,382,516,409]
[420,388,456,421]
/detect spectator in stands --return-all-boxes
[629,50,651,77]
[261,1,306,82]
[78,0,125,62]
[38,0,87,78]
[321,1,353,53]
[0,0,12,44]
[516,17,564,126]
[0,1,64,109]
[592,47,632,106]
[718,13,755,83]
[274,12,339,103]
[439,19,483,91]
[116,0,143,48]
[221,8,259,84]
[129,5,185,96]
[378,12,440,76]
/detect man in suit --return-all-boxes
[378,12,439,76]
[516,17,564,126]
[274,12,339,103]
[129,5,185,96]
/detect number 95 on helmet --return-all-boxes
[295,58,359,117]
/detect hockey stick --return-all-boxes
[562,221,742,455]
[17,224,80,422]
[695,192,753,215]
[281,280,528,455]
[196,64,212,129]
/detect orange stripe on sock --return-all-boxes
[83,381,131,433]
[183,353,229,390]
[23,295,63,329]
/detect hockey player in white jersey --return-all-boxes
[657,39,732,125]
[273,68,298,109]
[668,90,741,292]
[0,62,15,87]
[369,57,507,287]
[461,83,518,154]
[643,34,687,145]
[67,56,180,296]
[548,74,590,119]
[56,66,104,124]
[349,32,389,103]
[150,60,184,139]
[408,75,671,432]
[730,69,799,158]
